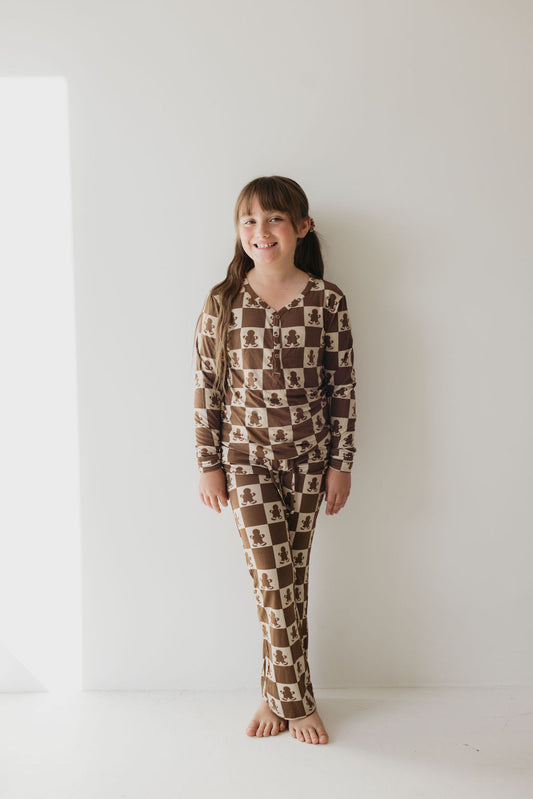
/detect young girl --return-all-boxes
[192,175,356,745]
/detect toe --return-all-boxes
[264,721,273,736]
[256,721,266,737]
[246,721,259,737]
[309,729,319,744]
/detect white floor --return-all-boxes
[1,687,532,799]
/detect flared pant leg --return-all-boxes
[225,458,327,720]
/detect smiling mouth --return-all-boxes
[254,243,277,249]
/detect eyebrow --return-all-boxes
[239,209,284,220]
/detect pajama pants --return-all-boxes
[223,451,328,720]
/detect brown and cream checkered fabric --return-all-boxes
[193,272,356,473]
[225,457,327,720]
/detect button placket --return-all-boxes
[271,311,282,374]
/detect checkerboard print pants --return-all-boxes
[224,456,327,720]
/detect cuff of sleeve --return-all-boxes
[328,457,354,472]
[198,462,223,473]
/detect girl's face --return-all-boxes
[237,196,310,269]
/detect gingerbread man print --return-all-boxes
[284,329,300,347]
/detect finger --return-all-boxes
[328,495,345,515]
[205,493,220,513]
[215,489,229,509]
[210,495,221,513]
[325,494,337,515]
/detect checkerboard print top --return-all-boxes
[193,271,356,473]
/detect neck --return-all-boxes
[248,263,303,285]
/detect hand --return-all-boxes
[324,468,351,516]
[199,467,229,513]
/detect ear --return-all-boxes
[297,216,311,239]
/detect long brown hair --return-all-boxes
[193,175,325,395]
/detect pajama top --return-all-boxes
[193,270,357,473]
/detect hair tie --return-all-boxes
[309,217,316,233]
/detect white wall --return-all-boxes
[1,0,532,690]
[0,77,81,693]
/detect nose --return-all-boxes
[256,219,271,237]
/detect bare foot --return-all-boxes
[289,709,329,744]
[246,699,287,737]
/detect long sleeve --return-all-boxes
[193,292,224,473]
[322,293,357,472]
